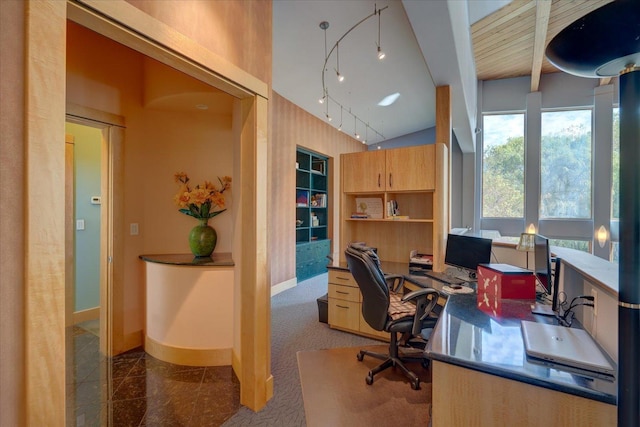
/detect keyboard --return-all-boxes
[420,270,467,285]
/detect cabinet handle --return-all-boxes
[377,173,381,188]
[336,276,350,281]
[389,173,393,188]
[336,304,349,309]
[336,290,349,295]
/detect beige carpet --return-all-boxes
[297,345,431,427]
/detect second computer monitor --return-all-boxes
[444,233,493,274]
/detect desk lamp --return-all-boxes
[516,233,535,270]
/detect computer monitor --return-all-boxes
[533,234,560,312]
[444,233,493,275]
[533,234,552,293]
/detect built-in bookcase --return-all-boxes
[296,148,330,281]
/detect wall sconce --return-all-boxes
[516,233,535,269]
[596,225,608,248]
[526,223,536,234]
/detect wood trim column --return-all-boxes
[435,85,452,234]
[25,1,67,424]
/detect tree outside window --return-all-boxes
[540,110,592,219]
[482,114,525,218]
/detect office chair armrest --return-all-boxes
[402,288,440,335]
[384,274,406,293]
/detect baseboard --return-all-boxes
[73,307,99,324]
[271,277,297,297]
[144,335,232,366]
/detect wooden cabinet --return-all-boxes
[342,150,386,193]
[340,144,448,271]
[327,269,387,340]
[342,145,435,193]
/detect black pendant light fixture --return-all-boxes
[546,1,640,425]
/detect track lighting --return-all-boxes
[318,5,388,142]
[336,43,344,82]
[376,7,385,60]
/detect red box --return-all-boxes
[476,263,535,300]
[477,292,535,319]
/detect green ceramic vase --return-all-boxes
[189,219,217,257]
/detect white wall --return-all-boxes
[67,122,102,313]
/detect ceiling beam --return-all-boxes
[530,0,552,92]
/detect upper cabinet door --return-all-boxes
[386,145,435,191]
[342,150,386,193]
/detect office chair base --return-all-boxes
[357,349,425,390]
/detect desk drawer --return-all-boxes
[328,270,357,287]
[328,283,361,302]
[328,298,360,331]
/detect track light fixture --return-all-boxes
[377,6,385,60]
[318,4,388,143]
[336,43,344,82]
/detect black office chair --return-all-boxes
[345,243,440,390]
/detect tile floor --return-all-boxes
[67,322,240,426]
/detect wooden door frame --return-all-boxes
[25,1,270,424]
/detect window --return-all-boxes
[540,110,592,219]
[481,114,525,218]
[549,239,590,253]
[612,107,620,220]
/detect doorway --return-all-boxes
[66,122,102,335]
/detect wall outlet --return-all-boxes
[76,219,85,230]
[130,223,139,236]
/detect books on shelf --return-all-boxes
[310,193,326,207]
[296,190,309,207]
[350,212,370,219]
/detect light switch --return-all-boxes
[130,223,139,236]
[76,219,85,230]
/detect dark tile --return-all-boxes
[112,375,148,401]
[110,398,147,427]
[141,396,196,426]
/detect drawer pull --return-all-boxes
[336,276,350,281]
[336,304,349,309]
[336,290,349,295]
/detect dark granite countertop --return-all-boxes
[139,253,234,267]
[426,293,617,405]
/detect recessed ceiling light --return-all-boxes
[377,92,400,107]
[196,104,209,110]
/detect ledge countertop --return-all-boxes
[425,293,617,405]
[139,253,234,267]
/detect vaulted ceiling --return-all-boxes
[273,1,615,152]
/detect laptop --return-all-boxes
[520,320,616,378]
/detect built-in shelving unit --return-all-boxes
[296,148,330,281]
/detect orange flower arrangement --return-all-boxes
[174,172,231,220]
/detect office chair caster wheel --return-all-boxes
[357,352,364,362]
[421,359,430,369]
[366,372,374,385]
[411,378,420,390]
